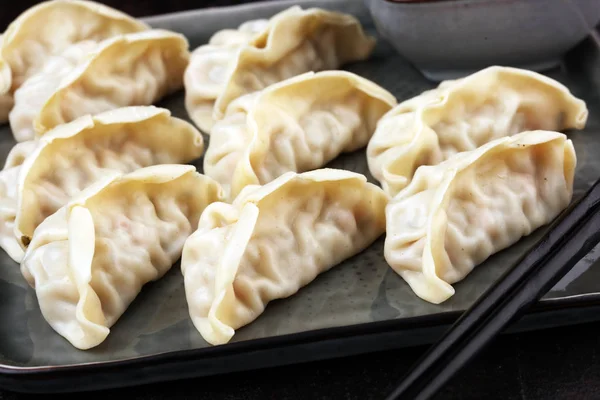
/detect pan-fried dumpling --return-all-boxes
[10,29,190,141]
[367,66,588,197]
[0,0,148,95]
[204,71,397,200]
[384,130,576,304]
[21,165,225,350]
[181,169,389,345]
[184,6,376,133]
[0,106,204,263]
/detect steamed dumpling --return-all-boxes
[184,6,376,133]
[21,165,225,350]
[0,34,9,97]
[0,35,12,124]
[9,40,100,141]
[11,29,190,141]
[207,19,270,47]
[204,71,397,199]
[0,142,38,261]
[0,106,204,263]
[0,0,148,95]
[367,66,588,197]
[181,169,389,346]
[384,130,576,304]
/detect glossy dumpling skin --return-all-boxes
[367,66,588,197]
[20,165,225,350]
[181,169,389,346]
[0,34,9,97]
[0,0,148,95]
[204,71,397,200]
[384,130,576,304]
[0,106,204,263]
[9,40,99,141]
[184,5,376,133]
[0,35,12,124]
[0,142,38,261]
[13,29,190,141]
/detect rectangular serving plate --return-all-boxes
[1,0,600,393]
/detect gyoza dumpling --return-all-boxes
[0,106,204,263]
[204,71,397,200]
[0,34,9,96]
[9,40,100,141]
[184,6,376,133]
[384,130,576,304]
[10,29,190,141]
[181,169,389,346]
[0,0,148,95]
[0,142,38,261]
[0,35,13,124]
[21,165,224,350]
[367,66,588,197]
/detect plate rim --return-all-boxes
[2,291,600,374]
[2,0,600,389]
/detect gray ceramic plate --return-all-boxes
[1,0,600,393]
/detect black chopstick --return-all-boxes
[385,176,600,400]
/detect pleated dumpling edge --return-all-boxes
[20,164,225,350]
[181,168,389,346]
[184,5,376,134]
[12,105,204,253]
[384,130,576,304]
[0,0,149,95]
[367,65,588,197]
[9,29,190,141]
[204,70,397,200]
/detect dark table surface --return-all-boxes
[1,319,600,399]
[2,1,600,399]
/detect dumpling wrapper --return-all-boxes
[0,0,148,95]
[0,33,9,96]
[384,130,576,304]
[367,66,588,197]
[184,5,376,133]
[21,164,225,350]
[181,169,389,346]
[0,35,12,124]
[9,40,99,141]
[204,70,397,200]
[0,142,38,261]
[11,29,190,141]
[0,106,204,263]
